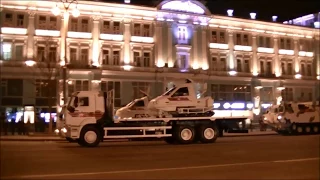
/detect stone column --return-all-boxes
[91,16,100,66]
[294,38,300,74]
[27,11,36,60]
[227,29,235,71]
[167,22,173,67]
[201,26,208,69]
[273,36,280,76]
[192,26,198,69]
[155,22,163,67]
[123,19,131,65]
[252,33,258,75]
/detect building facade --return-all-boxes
[1,0,320,123]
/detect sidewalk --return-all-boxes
[0,129,277,142]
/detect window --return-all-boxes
[132,82,149,100]
[211,57,217,71]
[72,80,89,91]
[102,50,109,65]
[297,88,312,102]
[281,62,286,75]
[2,43,12,60]
[81,19,89,32]
[38,16,46,29]
[301,64,306,76]
[113,50,120,65]
[37,46,45,62]
[48,47,57,62]
[219,58,226,71]
[286,39,291,49]
[133,52,141,67]
[143,52,150,67]
[244,60,250,73]
[1,79,23,97]
[259,36,264,47]
[134,100,144,107]
[101,81,121,107]
[4,13,13,25]
[261,87,273,102]
[280,39,285,49]
[243,35,248,46]
[266,37,271,48]
[281,88,293,101]
[260,61,265,74]
[236,59,242,72]
[307,64,312,76]
[1,80,7,96]
[178,26,188,44]
[17,14,24,27]
[143,24,150,37]
[113,22,120,34]
[35,79,56,97]
[48,17,57,30]
[211,84,251,101]
[173,87,189,96]
[266,62,272,75]
[134,24,140,36]
[70,48,77,63]
[79,97,89,106]
[179,55,187,69]
[287,63,293,75]
[212,31,217,43]
[80,49,88,64]
[220,32,225,43]
[102,21,110,33]
[70,18,78,31]
[236,34,241,45]
[15,45,23,60]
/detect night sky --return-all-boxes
[103,0,320,22]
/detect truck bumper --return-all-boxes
[64,125,80,139]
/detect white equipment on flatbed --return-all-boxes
[147,79,214,117]
[61,89,219,147]
[262,102,320,135]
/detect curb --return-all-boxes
[0,133,278,142]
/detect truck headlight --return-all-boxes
[277,115,282,120]
[54,129,60,134]
[61,127,67,133]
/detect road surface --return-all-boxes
[1,135,319,179]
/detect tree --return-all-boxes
[25,36,59,134]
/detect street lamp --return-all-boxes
[51,0,80,107]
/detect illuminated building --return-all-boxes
[0,0,319,122]
[283,12,320,28]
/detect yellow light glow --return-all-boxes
[25,60,36,66]
[123,65,132,71]
[1,27,27,35]
[156,60,165,67]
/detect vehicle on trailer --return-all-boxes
[60,79,220,147]
[116,79,253,137]
[262,101,320,135]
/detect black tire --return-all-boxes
[66,137,77,143]
[174,125,195,144]
[197,124,218,143]
[164,137,176,144]
[79,126,101,147]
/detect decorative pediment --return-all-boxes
[158,0,210,15]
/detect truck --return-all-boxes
[262,101,320,135]
[60,79,252,147]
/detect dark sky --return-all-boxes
[102,0,320,22]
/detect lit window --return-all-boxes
[2,44,12,60]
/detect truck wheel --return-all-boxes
[296,126,304,134]
[198,124,218,143]
[305,126,311,134]
[312,126,319,133]
[80,126,101,147]
[174,125,195,144]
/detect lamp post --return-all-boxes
[51,0,80,107]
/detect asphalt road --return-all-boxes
[1,135,319,180]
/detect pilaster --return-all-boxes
[123,19,131,65]
[252,32,258,75]
[201,26,208,69]
[227,29,235,71]
[273,35,280,76]
[27,11,36,60]
[91,15,101,66]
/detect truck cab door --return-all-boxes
[71,95,95,120]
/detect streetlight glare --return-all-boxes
[51,5,61,16]
[25,60,36,67]
[72,8,80,17]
